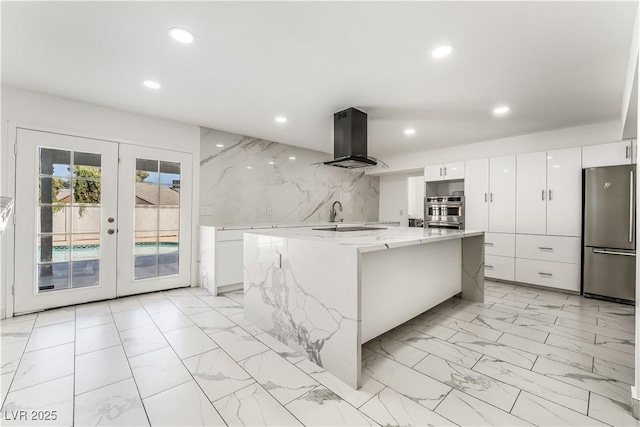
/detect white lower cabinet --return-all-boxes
[485,255,515,281]
[515,234,581,264]
[485,233,515,257]
[216,240,244,286]
[515,259,580,292]
[513,234,580,292]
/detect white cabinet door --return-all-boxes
[443,161,465,180]
[516,151,547,235]
[546,147,582,237]
[489,155,516,233]
[582,141,631,168]
[464,159,489,231]
[424,165,443,182]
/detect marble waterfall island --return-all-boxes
[243,227,485,389]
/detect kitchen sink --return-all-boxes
[312,226,387,232]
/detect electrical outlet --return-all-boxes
[200,206,213,216]
[399,209,404,216]
[267,207,272,216]
[274,253,281,269]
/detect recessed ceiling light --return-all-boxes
[431,45,453,58]
[143,80,161,89]
[404,128,416,136]
[289,156,296,160]
[246,166,252,169]
[169,27,196,44]
[216,144,224,148]
[275,116,287,123]
[493,106,510,115]
[268,161,275,165]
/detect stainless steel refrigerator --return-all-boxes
[583,164,636,302]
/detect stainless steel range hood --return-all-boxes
[323,108,381,169]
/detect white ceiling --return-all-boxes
[2,1,637,157]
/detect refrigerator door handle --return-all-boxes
[630,170,634,243]
[593,248,636,257]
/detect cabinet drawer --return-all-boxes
[485,255,515,281]
[515,258,580,292]
[515,234,580,263]
[485,233,515,257]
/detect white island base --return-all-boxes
[243,227,485,389]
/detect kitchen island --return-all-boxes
[243,226,485,389]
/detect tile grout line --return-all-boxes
[1,312,39,409]
[108,297,153,427]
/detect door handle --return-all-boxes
[444,167,447,176]
[548,189,553,200]
[630,170,634,243]
[485,265,494,269]
[108,217,115,223]
[440,167,443,177]
[108,229,115,235]
[490,193,494,202]
[542,190,545,201]
[485,242,494,246]
[626,145,630,159]
[538,272,553,277]
[538,247,554,251]
[484,193,488,203]
[593,248,636,257]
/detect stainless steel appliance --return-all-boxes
[583,164,636,303]
[424,196,464,229]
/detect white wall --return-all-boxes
[1,85,200,318]
[370,120,622,176]
[407,176,424,219]
[379,172,422,227]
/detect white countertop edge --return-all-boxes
[242,228,484,253]
[200,221,401,231]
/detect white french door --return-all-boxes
[13,129,192,314]
[116,144,192,296]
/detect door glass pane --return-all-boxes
[39,148,71,177]
[38,262,70,292]
[37,147,102,293]
[133,159,180,279]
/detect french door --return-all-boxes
[14,129,192,314]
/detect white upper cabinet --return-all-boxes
[464,159,489,231]
[488,155,516,233]
[424,164,443,181]
[546,147,582,237]
[443,162,465,180]
[516,152,547,235]
[515,148,582,238]
[582,140,633,168]
[424,162,465,182]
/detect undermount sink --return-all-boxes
[312,226,387,232]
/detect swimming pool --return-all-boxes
[38,242,179,262]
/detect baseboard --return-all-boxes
[631,386,640,419]
[217,283,243,294]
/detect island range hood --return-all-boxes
[323,107,381,169]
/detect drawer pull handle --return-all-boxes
[485,242,494,246]
[538,247,554,251]
[538,272,553,277]
[485,265,494,269]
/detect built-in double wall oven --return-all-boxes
[424,196,465,229]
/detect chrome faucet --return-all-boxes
[330,201,343,222]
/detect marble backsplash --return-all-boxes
[200,128,379,225]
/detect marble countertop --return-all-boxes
[204,221,401,231]
[245,226,483,253]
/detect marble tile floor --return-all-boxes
[1,280,638,426]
